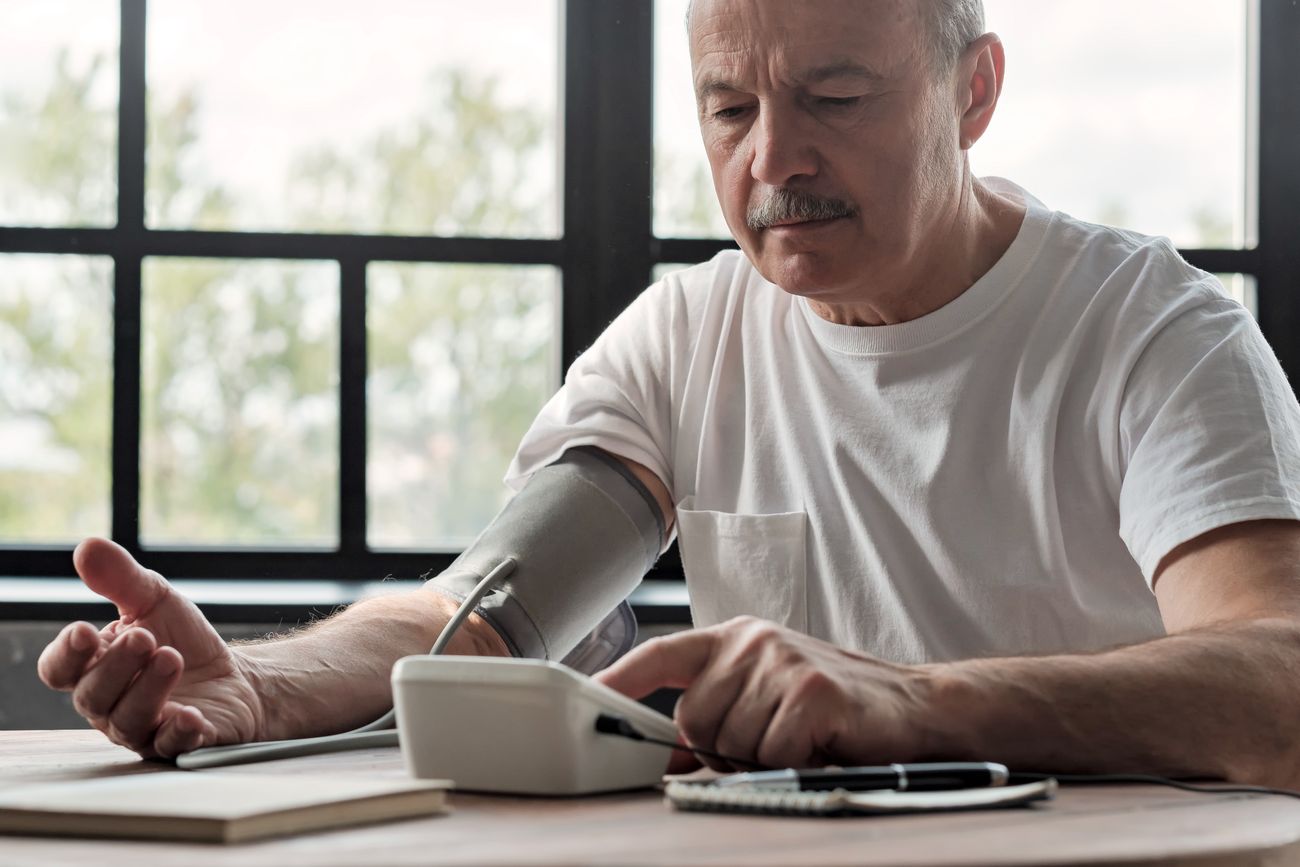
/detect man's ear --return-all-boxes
[956,33,1005,150]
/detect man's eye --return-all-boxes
[817,96,861,109]
[712,105,750,120]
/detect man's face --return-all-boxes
[690,0,963,302]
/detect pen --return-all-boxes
[712,762,1010,792]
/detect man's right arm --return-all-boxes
[620,455,676,535]
[237,448,674,739]
[36,537,510,756]
[235,588,509,740]
[37,450,670,757]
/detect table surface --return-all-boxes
[2,731,1299,867]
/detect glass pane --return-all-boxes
[146,1,560,238]
[1217,274,1257,316]
[653,0,732,239]
[141,258,339,546]
[368,263,558,549]
[978,0,1250,248]
[0,255,112,542]
[0,1,117,227]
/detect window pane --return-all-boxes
[141,258,339,546]
[0,1,117,227]
[0,255,112,542]
[146,1,560,238]
[1217,273,1257,316]
[368,263,558,549]
[978,0,1251,248]
[653,0,732,239]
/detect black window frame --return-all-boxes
[2,0,1297,582]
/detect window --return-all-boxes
[144,1,560,238]
[0,254,113,543]
[140,257,340,547]
[975,0,1251,250]
[367,262,559,549]
[0,0,118,228]
[2,1,1297,580]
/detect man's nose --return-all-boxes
[749,105,818,186]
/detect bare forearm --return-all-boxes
[925,618,1300,787]
[236,588,507,740]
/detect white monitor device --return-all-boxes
[392,656,679,795]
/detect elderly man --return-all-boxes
[39,0,1300,786]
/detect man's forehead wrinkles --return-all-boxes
[694,51,892,101]
[796,59,891,86]
[690,10,907,96]
[692,40,754,96]
[692,23,769,59]
[692,33,780,100]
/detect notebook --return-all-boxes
[664,778,1057,816]
[0,771,451,844]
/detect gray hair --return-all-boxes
[685,0,986,73]
[926,0,986,71]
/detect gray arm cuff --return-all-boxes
[424,448,662,666]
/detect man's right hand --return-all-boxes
[37,538,266,759]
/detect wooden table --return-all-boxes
[2,731,1299,866]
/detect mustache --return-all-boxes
[746,188,859,230]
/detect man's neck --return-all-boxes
[806,176,1027,327]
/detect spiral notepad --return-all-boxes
[664,779,1057,817]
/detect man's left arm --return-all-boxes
[931,518,1300,787]
[598,519,1300,787]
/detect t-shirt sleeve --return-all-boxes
[1118,284,1300,583]
[504,277,684,495]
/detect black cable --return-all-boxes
[594,714,769,771]
[595,716,1300,800]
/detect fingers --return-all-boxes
[595,629,717,699]
[70,628,158,728]
[711,672,781,770]
[107,645,184,747]
[37,621,105,691]
[755,697,825,770]
[596,629,752,770]
[73,537,171,619]
[598,620,841,772]
[674,667,748,772]
[153,704,211,758]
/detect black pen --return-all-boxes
[712,762,1010,792]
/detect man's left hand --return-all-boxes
[595,616,940,771]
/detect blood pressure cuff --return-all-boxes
[425,447,665,673]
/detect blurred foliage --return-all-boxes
[140,256,340,546]
[367,262,555,545]
[0,49,116,542]
[0,48,116,226]
[285,72,550,238]
[0,254,112,542]
[654,148,732,239]
[2,53,555,549]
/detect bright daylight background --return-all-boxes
[0,1,1254,550]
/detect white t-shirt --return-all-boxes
[506,183,1300,664]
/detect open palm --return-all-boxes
[37,538,265,758]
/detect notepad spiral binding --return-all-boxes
[664,778,1058,817]
[664,782,853,816]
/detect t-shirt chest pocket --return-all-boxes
[675,497,809,632]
